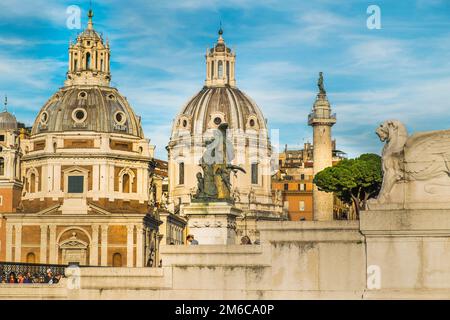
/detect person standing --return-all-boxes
[8,272,17,283]
[186,234,199,245]
[44,269,54,284]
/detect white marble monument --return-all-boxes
[362,120,450,291]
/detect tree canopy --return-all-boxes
[313,153,382,217]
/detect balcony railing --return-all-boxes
[308,112,337,124]
[1,261,67,282]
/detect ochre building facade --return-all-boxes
[0,10,162,267]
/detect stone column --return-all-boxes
[41,165,48,195]
[49,225,57,264]
[99,164,107,194]
[54,164,61,195]
[126,225,134,267]
[101,225,108,266]
[136,225,144,267]
[14,224,22,262]
[108,164,115,200]
[5,224,13,261]
[144,227,150,266]
[47,164,54,192]
[308,87,336,221]
[92,165,100,199]
[90,224,99,266]
[40,225,48,263]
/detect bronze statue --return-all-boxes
[193,123,246,202]
[318,71,326,94]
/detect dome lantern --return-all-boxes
[205,28,236,88]
[65,9,111,87]
[0,95,18,130]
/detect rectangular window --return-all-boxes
[68,176,84,193]
[179,162,184,185]
[251,163,258,184]
[300,174,305,180]
[284,183,288,191]
[299,200,305,211]
[0,135,4,142]
[298,183,305,191]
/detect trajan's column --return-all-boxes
[308,72,336,221]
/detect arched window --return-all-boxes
[218,61,223,78]
[119,168,135,194]
[122,173,130,193]
[226,61,230,80]
[30,173,36,193]
[112,253,122,267]
[251,163,258,185]
[85,52,91,70]
[0,157,4,176]
[100,59,104,71]
[211,61,214,78]
[178,162,184,185]
[26,252,36,263]
[74,59,78,71]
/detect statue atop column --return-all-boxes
[193,123,246,202]
[318,71,326,95]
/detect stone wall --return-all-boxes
[1,218,450,299]
[0,221,367,299]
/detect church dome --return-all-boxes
[171,29,267,137]
[0,110,18,130]
[31,86,144,138]
[167,29,279,222]
[173,86,267,136]
[31,9,143,138]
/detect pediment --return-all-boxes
[62,166,90,174]
[36,204,62,215]
[87,202,112,215]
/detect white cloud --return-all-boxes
[0,0,68,25]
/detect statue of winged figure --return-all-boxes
[372,120,450,204]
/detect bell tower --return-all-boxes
[65,9,111,86]
[205,27,236,87]
[0,96,23,213]
[308,73,336,221]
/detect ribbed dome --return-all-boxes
[31,86,144,137]
[172,86,267,136]
[0,110,18,130]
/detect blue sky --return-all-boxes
[0,0,449,159]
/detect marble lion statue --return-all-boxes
[375,120,450,203]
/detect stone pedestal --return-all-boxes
[184,202,241,245]
[360,208,450,290]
